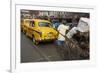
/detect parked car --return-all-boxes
[26,19,58,44]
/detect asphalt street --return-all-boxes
[21,31,89,63]
[21,32,63,63]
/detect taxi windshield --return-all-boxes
[39,22,51,27]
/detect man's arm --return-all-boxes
[65,26,69,30]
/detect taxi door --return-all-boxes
[27,20,35,38]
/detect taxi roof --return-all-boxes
[31,19,51,23]
[22,19,51,23]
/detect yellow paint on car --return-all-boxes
[24,19,58,44]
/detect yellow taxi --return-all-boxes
[21,19,30,33]
[25,19,58,44]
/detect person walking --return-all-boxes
[57,21,69,46]
[55,21,69,59]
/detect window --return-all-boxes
[39,22,51,27]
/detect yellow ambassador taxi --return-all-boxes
[25,19,58,44]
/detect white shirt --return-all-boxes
[57,24,69,41]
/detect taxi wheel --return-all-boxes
[23,30,26,34]
[21,29,23,32]
[32,38,39,45]
[25,31,28,37]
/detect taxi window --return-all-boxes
[29,21,35,27]
[39,22,51,27]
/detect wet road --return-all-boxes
[21,32,63,63]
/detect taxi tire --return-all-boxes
[23,30,26,34]
[32,37,39,45]
[25,31,28,37]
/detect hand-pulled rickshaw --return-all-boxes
[57,17,90,60]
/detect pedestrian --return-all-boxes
[55,21,69,59]
[52,20,60,29]
[57,21,69,46]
